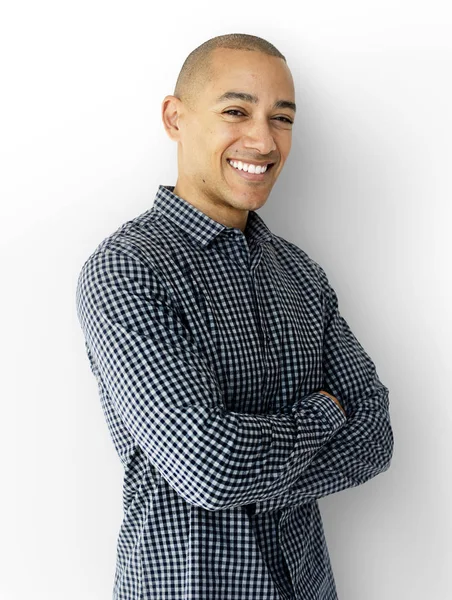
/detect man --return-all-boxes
[76,33,394,600]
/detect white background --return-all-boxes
[1,1,451,599]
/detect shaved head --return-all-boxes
[173,33,287,111]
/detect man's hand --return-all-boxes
[319,390,346,416]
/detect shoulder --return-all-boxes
[76,209,176,305]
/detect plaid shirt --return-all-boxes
[76,184,394,599]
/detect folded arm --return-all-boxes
[76,244,347,512]
[251,265,394,515]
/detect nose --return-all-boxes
[242,117,277,156]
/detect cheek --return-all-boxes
[207,127,237,167]
[215,122,240,146]
[281,131,292,154]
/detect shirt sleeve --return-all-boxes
[252,265,394,515]
[76,244,347,512]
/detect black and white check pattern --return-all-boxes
[76,184,394,599]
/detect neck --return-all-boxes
[172,181,249,232]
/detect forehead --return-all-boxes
[205,48,294,99]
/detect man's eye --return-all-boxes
[275,116,294,124]
[224,110,245,116]
[224,110,293,124]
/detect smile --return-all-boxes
[226,158,275,181]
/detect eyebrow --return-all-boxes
[215,91,296,113]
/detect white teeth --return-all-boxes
[228,159,268,174]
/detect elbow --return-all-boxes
[166,464,240,512]
[189,476,241,512]
[184,488,236,513]
[381,422,395,473]
[180,465,248,512]
[367,420,395,482]
[377,404,395,473]
[352,419,395,487]
[195,497,227,512]
[161,477,228,512]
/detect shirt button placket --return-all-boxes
[250,253,270,400]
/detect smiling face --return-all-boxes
[161,47,296,230]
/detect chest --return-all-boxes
[171,240,325,415]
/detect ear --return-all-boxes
[161,95,183,142]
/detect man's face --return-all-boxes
[164,48,296,225]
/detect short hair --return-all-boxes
[173,33,287,111]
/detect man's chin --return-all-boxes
[230,191,270,212]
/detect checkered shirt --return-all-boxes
[76,184,394,599]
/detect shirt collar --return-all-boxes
[152,185,274,248]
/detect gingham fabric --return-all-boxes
[76,184,394,600]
